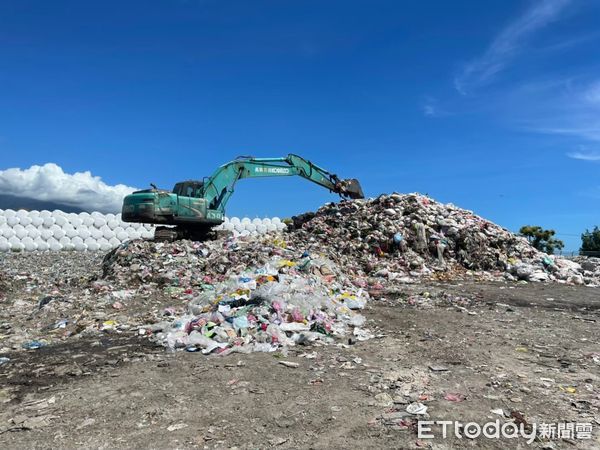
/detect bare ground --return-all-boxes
[1,256,600,449]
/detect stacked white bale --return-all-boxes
[0,210,287,252]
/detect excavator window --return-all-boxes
[173,181,204,198]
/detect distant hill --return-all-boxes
[0,194,86,213]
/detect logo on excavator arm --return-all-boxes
[254,167,290,174]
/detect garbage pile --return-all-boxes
[287,193,593,285]
[571,256,600,285]
[101,238,370,354]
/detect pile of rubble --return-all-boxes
[101,238,370,354]
[287,193,595,286]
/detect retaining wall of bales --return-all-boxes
[0,209,286,252]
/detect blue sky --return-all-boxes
[0,0,599,251]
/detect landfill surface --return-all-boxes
[0,194,599,449]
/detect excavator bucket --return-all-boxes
[336,178,365,199]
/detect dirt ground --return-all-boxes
[1,255,600,449]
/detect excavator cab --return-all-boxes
[173,181,204,198]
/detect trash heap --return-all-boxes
[101,238,370,354]
[572,256,600,281]
[287,193,591,285]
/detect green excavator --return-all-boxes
[122,154,364,241]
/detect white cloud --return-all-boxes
[420,96,448,117]
[0,163,137,213]
[455,0,572,94]
[583,80,600,105]
[495,77,600,142]
[567,150,600,161]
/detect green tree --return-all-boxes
[519,225,565,254]
[581,226,600,252]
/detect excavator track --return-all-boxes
[153,225,232,242]
[153,227,180,242]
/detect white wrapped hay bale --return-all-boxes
[26,225,41,240]
[64,226,78,238]
[93,217,107,228]
[90,228,103,240]
[78,227,92,240]
[22,237,37,251]
[42,216,55,228]
[14,224,27,239]
[49,240,63,251]
[2,227,16,239]
[102,226,115,240]
[69,216,83,228]
[256,224,267,234]
[86,240,100,251]
[40,228,53,241]
[7,215,19,227]
[54,215,68,227]
[116,230,129,242]
[31,215,44,227]
[51,226,66,240]
[0,237,9,252]
[36,239,49,251]
[82,216,94,227]
[108,237,121,247]
[140,229,154,239]
[19,215,32,227]
[8,236,24,251]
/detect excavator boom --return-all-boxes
[202,154,363,212]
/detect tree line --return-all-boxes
[519,225,600,255]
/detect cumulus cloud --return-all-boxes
[0,163,138,213]
[455,0,572,94]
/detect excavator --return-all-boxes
[122,154,364,241]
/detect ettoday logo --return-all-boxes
[417,420,593,443]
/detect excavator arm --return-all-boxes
[202,154,364,212]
